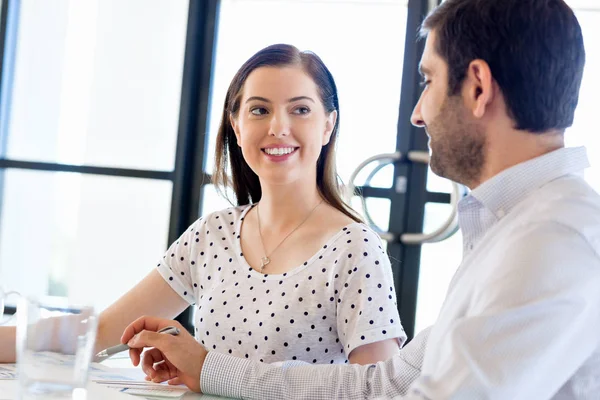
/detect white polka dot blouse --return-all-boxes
[157,205,406,365]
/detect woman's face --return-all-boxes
[230,66,336,187]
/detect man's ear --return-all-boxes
[322,110,337,145]
[463,59,494,119]
[229,115,242,146]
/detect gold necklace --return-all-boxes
[256,200,323,273]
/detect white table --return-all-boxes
[0,361,232,400]
[0,379,134,400]
[101,356,232,399]
[0,380,231,399]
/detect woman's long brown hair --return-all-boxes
[212,43,362,223]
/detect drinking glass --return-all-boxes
[16,296,98,399]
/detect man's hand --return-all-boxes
[121,316,208,392]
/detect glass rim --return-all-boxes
[18,295,95,314]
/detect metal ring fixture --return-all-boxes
[347,151,467,244]
[346,152,402,242]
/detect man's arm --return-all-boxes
[201,326,430,400]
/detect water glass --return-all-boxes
[16,296,98,399]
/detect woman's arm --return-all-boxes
[0,326,16,363]
[0,270,188,363]
[95,269,189,354]
[348,338,400,365]
[335,228,407,365]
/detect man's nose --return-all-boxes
[410,95,425,127]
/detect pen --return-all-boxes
[95,325,180,359]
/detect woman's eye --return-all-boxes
[293,106,310,115]
[419,80,431,88]
[250,107,268,116]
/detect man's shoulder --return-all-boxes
[513,175,600,250]
[531,175,600,223]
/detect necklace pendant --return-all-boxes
[261,257,271,268]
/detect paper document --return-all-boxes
[1,360,190,398]
[91,367,188,398]
[0,357,109,380]
[0,365,17,380]
[104,384,187,398]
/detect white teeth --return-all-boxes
[264,147,295,156]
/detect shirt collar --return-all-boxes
[463,146,590,218]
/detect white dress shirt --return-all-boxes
[200,147,600,399]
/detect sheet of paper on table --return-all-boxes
[0,364,16,380]
[1,352,190,399]
[91,368,188,398]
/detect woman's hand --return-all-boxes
[121,316,207,392]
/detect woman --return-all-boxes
[153,43,405,367]
[0,44,404,373]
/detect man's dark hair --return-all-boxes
[421,0,586,133]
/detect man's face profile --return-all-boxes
[411,32,486,187]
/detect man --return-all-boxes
[124,0,600,398]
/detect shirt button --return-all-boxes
[496,208,506,218]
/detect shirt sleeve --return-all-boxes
[335,240,406,356]
[407,221,600,400]
[201,326,430,400]
[155,220,200,305]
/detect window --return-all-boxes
[566,5,600,191]
[0,0,189,311]
[5,0,187,170]
[202,0,409,216]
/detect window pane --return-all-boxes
[565,8,600,192]
[415,203,462,333]
[426,168,454,194]
[200,184,236,217]
[350,195,391,247]
[0,170,172,311]
[352,163,395,190]
[359,197,392,233]
[568,0,600,9]
[205,0,408,189]
[5,0,188,170]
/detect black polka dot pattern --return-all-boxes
[156,205,406,365]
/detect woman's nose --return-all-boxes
[268,113,291,137]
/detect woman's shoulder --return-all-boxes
[320,222,388,265]
[197,204,253,226]
[333,222,386,248]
